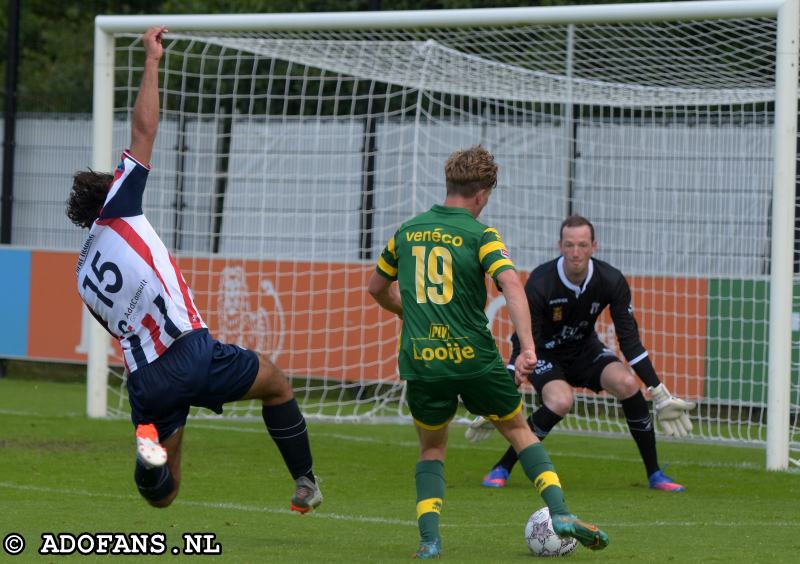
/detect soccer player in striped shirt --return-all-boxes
[367,146,608,559]
[67,26,321,513]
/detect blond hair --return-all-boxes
[444,145,497,197]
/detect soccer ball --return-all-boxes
[525,507,578,557]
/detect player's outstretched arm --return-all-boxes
[129,26,167,165]
[649,383,696,438]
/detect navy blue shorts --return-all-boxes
[127,329,259,440]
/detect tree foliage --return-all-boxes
[0,0,659,113]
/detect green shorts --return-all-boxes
[405,367,523,430]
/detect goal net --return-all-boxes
[94,3,799,463]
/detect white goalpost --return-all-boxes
[91,0,799,470]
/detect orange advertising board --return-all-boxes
[595,276,707,398]
[24,251,706,396]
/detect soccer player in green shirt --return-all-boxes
[367,146,609,559]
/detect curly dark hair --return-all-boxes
[66,170,113,228]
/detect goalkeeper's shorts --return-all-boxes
[530,340,619,394]
[127,328,259,440]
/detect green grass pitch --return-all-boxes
[1,377,799,563]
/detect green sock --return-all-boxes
[415,459,445,543]
[518,443,569,516]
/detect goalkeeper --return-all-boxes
[467,215,695,493]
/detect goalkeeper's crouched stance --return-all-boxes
[468,362,694,493]
[466,215,696,494]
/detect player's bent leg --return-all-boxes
[495,413,609,551]
[482,403,567,488]
[242,353,321,513]
[539,379,575,418]
[239,352,294,404]
[135,427,184,508]
[601,363,671,489]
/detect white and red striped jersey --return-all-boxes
[76,151,206,372]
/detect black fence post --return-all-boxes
[1,0,21,244]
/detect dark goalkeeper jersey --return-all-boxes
[510,256,651,372]
[376,204,515,381]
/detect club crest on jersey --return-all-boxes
[590,302,601,314]
[552,306,563,321]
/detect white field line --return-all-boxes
[1,481,798,529]
[189,423,766,471]
[0,410,779,472]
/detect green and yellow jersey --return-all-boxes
[375,204,515,381]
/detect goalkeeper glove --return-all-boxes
[464,415,495,443]
[649,383,696,438]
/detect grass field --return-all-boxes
[1,376,799,563]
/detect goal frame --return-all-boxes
[91,0,799,470]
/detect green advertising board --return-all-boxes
[705,279,800,404]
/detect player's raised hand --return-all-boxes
[142,25,167,61]
[649,383,696,438]
[514,348,537,386]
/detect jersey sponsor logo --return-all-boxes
[545,325,587,349]
[124,279,148,320]
[548,297,568,305]
[412,341,475,364]
[590,301,601,314]
[405,228,463,247]
[501,248,510,258]
[552,306,562,321]
[428,324,450,340]
[76,234,95,273]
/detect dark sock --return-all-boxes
[134,460,174,502]
[518,443,569,516]
[621,391,659,477]
[529,404,563,440]
[262,399,314,481]
[494,406,563,473]
[495,445,520,473]
[415,460,445,544]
